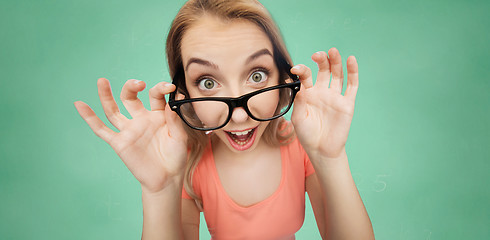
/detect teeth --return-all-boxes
[234,139,247,145]
[231,129,252,136]
[227,128,255,146]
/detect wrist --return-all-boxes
[308,147,349,170]
[141,175,184,197]
[307,145,346,160]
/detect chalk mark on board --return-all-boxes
[425,230,432,240]
[373,173,391,192]
[399,223,409,240]
[102,194,123,221]
[343,18,352,30]
[131,30,136,47]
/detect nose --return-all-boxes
[230,107,248,123]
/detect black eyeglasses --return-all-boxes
[168,61,300,131]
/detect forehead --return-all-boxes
[180,15,273,64]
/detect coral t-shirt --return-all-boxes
[182,137,316,239]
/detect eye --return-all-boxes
[248,70,267,84]
[198,78,217,90]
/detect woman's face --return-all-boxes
[180,15,280,153]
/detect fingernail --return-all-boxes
[292,65,301,71]
[133,79,141,84]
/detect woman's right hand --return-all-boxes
[74,78,188,194]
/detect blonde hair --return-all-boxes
[166,0,295,209]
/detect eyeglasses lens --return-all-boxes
[248,87,293,120]
[179,86,293,130]
[180,100,229,129]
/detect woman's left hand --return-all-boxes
[291,48,359,161]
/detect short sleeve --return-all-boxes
[181,164,202,200]
[300,143,315,177]
[281,120,316,177]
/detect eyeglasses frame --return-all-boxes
[168,60,300,131]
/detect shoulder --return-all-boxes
[193,142,214,176]
[276,120,297,144]
[184,142,214,197]
[281,135,306,159]
[278,121,302,150]
[278,124,316,177]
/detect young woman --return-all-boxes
[74,0,374,239]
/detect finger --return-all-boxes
[328,48,344,94]
[290,64,313,89]
[120,79,148,117]
[345,56,359,100]
[165,103,187,141]
[74,101,117,143]
[291,88,308,125]
[149,82,176,111]
[311,51,331,87]
[97,78,129,130]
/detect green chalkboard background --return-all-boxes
[1,0,489,239]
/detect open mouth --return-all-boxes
[224,127,258,151]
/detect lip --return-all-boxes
[224,126,258,151]
[224,126,256,133]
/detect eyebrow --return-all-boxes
[185,58,219,71]
[184,48,273,71]
[245,48,273,64]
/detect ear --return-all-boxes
[176,92,187,100]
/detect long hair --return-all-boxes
[166,0,295,209]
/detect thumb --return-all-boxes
[165,103,188,142]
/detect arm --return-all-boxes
[141,181,201,240]
[306,173,327,239]
[307,152,374,240]
[292,48,374,239]
[182,198,200,240]
[141,178,185,240]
